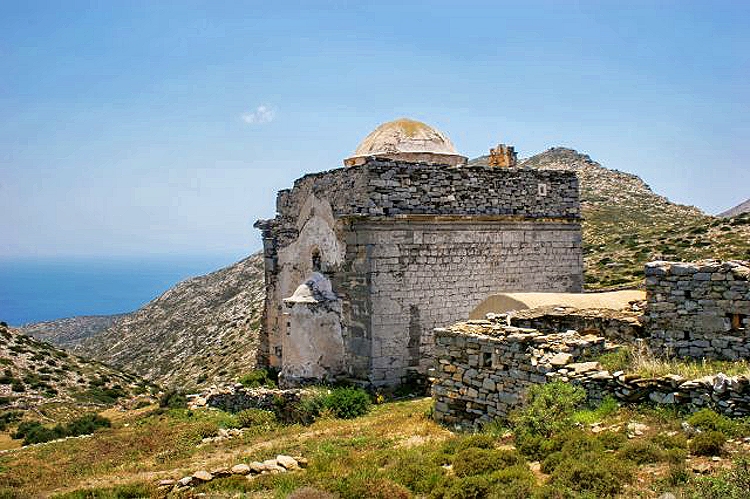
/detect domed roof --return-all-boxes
[344,118,467,167]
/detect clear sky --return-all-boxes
[2,1,748,260]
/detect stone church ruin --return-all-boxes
[255,118,583,387]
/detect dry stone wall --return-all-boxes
[432,320,605,427]
[432,319,750,428]
[644,260,750,360]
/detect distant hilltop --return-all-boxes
[719,198,750,218]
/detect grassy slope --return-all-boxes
[472,148,750,289]
[1,398,749,498]
[0,323,153,414]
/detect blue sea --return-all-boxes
[0,254,247,326]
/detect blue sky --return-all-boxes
[2,1,748,260]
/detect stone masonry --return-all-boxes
[256,158,582,387]
[644,260,750,360]
[432,317,750,428]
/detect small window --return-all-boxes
[537,183,548,196]
[311,248,322,272]
[482,352,492,368]
[729,313,747,332]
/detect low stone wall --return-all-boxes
[644,260,750,360]
[432,318,750,428]
[188,384,307,416]
[431,320,605,428]
[507,305,645,344]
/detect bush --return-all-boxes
[452,448,522,477]
[0,411,22,432]
[596,430,627,451]
[324,387,371,419]
[510,382,585,460]
[687,409,737,436]
[235,408,277,429]
[488,464,536,498]
[238,368,278,388]
[618,439,664,464]
[682,458,750,499]
[690,430,726,456]
[444,475,491,499]
[650,432,688,450]
[65,414,111,436]
[548,452,633,497]
[159,389,187,409]
[11,414,111,445]
[389,457,444,494]
[453,433,496,453]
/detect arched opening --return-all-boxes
[311,248,322,272]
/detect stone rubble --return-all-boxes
[161,455,307,492]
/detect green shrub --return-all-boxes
[687,409,737,436]
[452,448,522,477]
[650,432,688,450]
[65,414,111,437]
[388,455,444,494]
[453,433,496,452]
[444,475,491,499]
[510,382,585,460]
[0,411,22,432]
[235,408,277,429]
[618,439,664,464]
[548,452,633,498]
[682,458,750,499]
[238,368,278,388]
[158,389,187,409]
[324,387,371,419]
[596,430,627,451]
[690,430,726,456]
[488,464,536,497]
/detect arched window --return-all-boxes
[311,248,322,272]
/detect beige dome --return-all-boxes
[344,118,467,167]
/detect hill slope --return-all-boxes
[0,323,152,411]
[20,314,127,350]
[471,148,750,288]
[77,253,265,389]
[719,198,750,218]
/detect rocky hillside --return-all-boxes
[77,253,265,389]
[471,148,750,288]
[720,198,750,218]
[0,322,152,411]
[19,314,127,350]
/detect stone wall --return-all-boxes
[432,318,750,428]
[432,320,605,427]
[350,218,583,385]
[644,260,750,360]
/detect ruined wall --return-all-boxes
[432,321,605,427]
[644,260,750,360]
[508,306,645,344]
[432,319,750,428]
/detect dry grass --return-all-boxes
[598,343,750,380]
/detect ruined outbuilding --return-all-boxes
[255,118,583,387]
